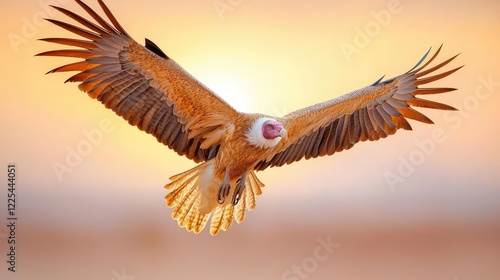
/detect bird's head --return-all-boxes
[262,119,287,140]
[247,117,287,149]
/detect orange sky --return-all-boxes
[1,0,500,279]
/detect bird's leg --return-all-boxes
[231,171,247,206]
[217,167,231,204]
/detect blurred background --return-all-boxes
[1,0,499,279]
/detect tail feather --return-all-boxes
[171,181,198,220]
[234,192,247,224]
[165,172,198,207]
[164,160,265,235]
[232,171,264,224]
[179,197,209,234]
[210,205,235,236]
[246,171,264,209]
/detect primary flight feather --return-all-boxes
[38,0,462,235]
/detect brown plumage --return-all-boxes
[38,0,462,235]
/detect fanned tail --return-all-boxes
[165,160,265,235]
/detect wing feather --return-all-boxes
[38,0,239,163]
[255,46,461,170]
[408,98,457,110]
[44,18,101,41]
[328,119,342,153]
[308,126,326,159]
[40,37,97,49]
[381,102,400,116]
[75,0,116,32]
[376,106,395,128]
[50,5,110,35]
[37,49,94,58]
[357,108,369,141]
[348,110,361,144]
[318,121,334,156]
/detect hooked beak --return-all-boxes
[279,128,287,138]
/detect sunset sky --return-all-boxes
[1,0,499,279]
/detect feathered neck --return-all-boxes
[246,117,281,149]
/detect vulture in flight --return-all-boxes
[38,0,462,235]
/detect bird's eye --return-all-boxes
[266,124,273,130]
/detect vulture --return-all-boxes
[38,0,462,235]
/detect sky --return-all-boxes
[1,0,500,279]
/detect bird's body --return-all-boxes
[38,0,462,235]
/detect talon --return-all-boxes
[217,168,231,204]
[231,172,247,205]
[217,186,227,204]
[217,181,230,204]
[231,190,242,205]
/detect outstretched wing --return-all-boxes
[255,46,462,170]
[37,0,238,163]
